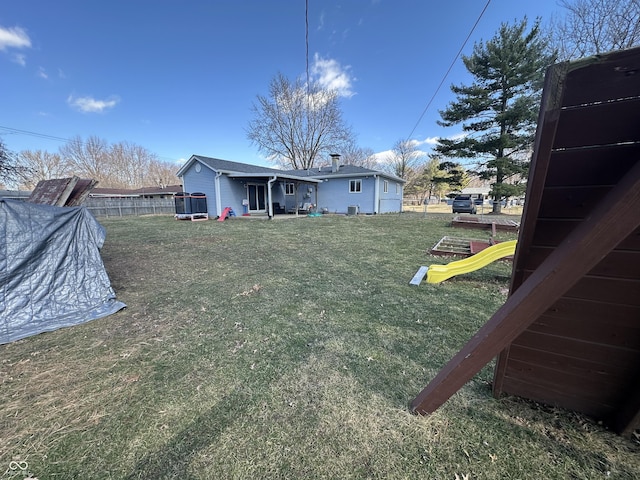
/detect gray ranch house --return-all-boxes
[176,154,405,218]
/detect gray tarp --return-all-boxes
[0,199,125,344]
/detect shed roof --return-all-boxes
[411,46,640,437]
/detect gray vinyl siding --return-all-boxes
[181,163,218,215]
[217,176,243,214]
[180,156,404,217]
[378,179,403,213]
[272,182,286,204]
[289,182,317,211]
[222,178,290,215]
[317,177,376,214]
[272,182,288,210]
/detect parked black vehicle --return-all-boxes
[452,195,477,214]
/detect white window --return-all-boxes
[285,183,295,195]
[349,179,362,193]
[395,183,400,194]
[383,180,388,193]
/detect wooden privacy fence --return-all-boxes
[84,197,175,218]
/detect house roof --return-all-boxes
[177,155,321,183]
[181,155,283,176]
[90,185,183,197]
[282,164,406,183]
[461,187,491,196]
[177,154,405,184]
[0,189,31,199]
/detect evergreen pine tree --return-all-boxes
[435,18,556,213]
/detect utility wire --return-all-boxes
[405,0,492,141]
[0,125,181,164]
[305,0,310,93]
[0,125,72,143]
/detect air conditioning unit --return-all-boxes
[347,205,358,215]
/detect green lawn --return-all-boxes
[1,213,638,479]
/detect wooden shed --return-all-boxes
[411,46,640,436]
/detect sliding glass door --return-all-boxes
[247,184,266,213]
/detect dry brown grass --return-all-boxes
[403,202,524,216]
[1,213,637,479]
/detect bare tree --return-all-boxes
[146,160,181,187]
[553,0,640,60]
[0,138,34,189]
[405,156,441,204]
[17,150,71,189]
[247,73,354,169]
[60,135,111,185]
[58,136,178,188]
[383,139,425,180]
[337,142,378,169]
[109,141,164,188]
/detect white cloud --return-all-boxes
[37,66,48,79]
[12,53,26,66]
[450,132,467,141]
[417,136,440,146]
[311,53,355,98]
[317,11,325,31]
[0,25,31,51]
[67,94,120,113]
[372,150,393,164]
[373,144,433,166]
[414,133,466,147]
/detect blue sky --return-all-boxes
[0,0,562,169]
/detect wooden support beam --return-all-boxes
[411,159,640,415]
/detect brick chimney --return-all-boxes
[330,153,341,173]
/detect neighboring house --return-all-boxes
[460,187,491,198]
[176,154,405,218]
[0,190,31,201]
[90,184,183,199]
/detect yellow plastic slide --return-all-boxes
[426,239,517,284]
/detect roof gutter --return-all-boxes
[227,172,322,183]
[307,172,407,183]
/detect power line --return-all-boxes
[0,125,181,164]
[305,0,310,93]
[405,0,492,142]
[0,125,72,143]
